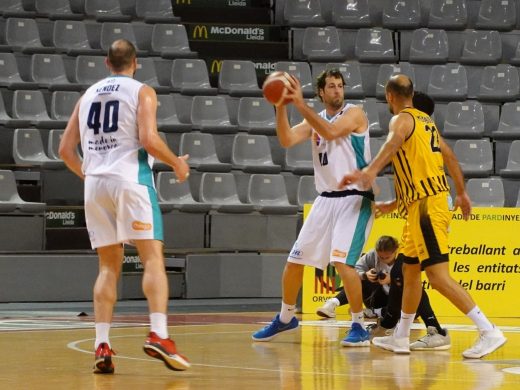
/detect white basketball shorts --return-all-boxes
[84,176,163,249]
[288,194,374,269]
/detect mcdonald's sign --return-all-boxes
[192,25,208,39]
[210,59,222,74]
[175,0,192,4]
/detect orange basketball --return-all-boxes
[262,71,292,106]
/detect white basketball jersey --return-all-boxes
[312,103,371,193]
[78,76,155,186]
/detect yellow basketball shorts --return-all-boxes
[400,192,451,269]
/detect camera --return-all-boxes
[376,271,386,280]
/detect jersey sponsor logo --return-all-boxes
[289,245,303,259]
[331,249,346,258]
[132,221,152,231]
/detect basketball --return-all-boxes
[262,71,292,106]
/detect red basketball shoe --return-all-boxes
[143,332,190,371]
[93,342,115,374]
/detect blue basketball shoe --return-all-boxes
[341,322,370,347]
[252,314,299,341]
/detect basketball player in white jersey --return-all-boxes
[59,39,190,373]
[252,69,374,346]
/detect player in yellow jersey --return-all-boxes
[340,75,506,358]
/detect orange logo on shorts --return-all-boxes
[132,221,152,231]
[332,249,347,258]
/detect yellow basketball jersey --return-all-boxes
[391,108,450,216]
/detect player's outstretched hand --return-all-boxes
[453,191,472,221]
[339,169,374,191]
[284,75,304,108]
[173,154,190,183]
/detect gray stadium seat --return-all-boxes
[0,170,45,213]
[12,90,58,128]
[231,134,281,173]
[459,30,502,65]
[5,17,53,54]
[375,63,415,100]
[296,175,318,209]
[50,91,80,123]
[355,28,396,63]
[427,63,468,101]
[237,97,275,134]
[453,139,493,178]
[288,98,324,126]
[199,172,255,213]
[13,128,64,168]
[35,0,84,20]
[358,99,384,137]
[135,58,170,94]
[492,102,520,140]
[156,94,191,133]
[0,52,38,89]
[283,0,325,27]
[499,140,520,179]
[331,0,372,28]
[99,22,144,54]
[151,24,197,59]
[369,137,391,174]
[179,133,232,172]
[84,0,131,22]
[275,62,315,98]
[321,62,365,98]
[302,27,346,62]
[443,101,485,139]
[374,176,395,202]
[156,172,211,213]
[0,92,30,128]
[52,20,103,56]
[135,0,179,24]
[478,64,520,103]
[190,96,238,134]
[1,0,36,18]
[247,174,298,215]
[47,129,64,160]
[75,55,110,88]
[218,60,262,97]
[30,54,80,91]
[171,59,217,96]
[475,0,516,31]
[382,0,421,30]
[409,28,449,64]
[466,177,505,207]
[285,139,313,175]
[428,0,468,30]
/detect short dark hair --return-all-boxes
[316,69,345,100]
[375,236,399,252]
[107,39,136,72]
[385,75,414,98]
[412,91,435,116]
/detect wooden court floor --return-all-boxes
[1,311,520,390]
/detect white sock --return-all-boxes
[374,308,382,317]
[329,298,340,306]
[394,311,415,338]
[467,306,494,331]
[150,312,169,339]
[279,302,296,324]
[95,322,111,349]
[351,311,364,326]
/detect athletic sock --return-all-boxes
[95,322,111,349]
[280,302,296,324]
[351,311,364,326]
[423,314,446,336]
[467,306,494,331]
[394,311,415,338]
[150,312,169,339]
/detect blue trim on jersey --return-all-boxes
[345,197,372,266]
[351,135,368,169]
[137,148,163,240]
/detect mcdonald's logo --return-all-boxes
[210,59,222,74]
[176,0,192,4]
[192,25,208,39]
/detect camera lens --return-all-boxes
[377,271,386,280]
